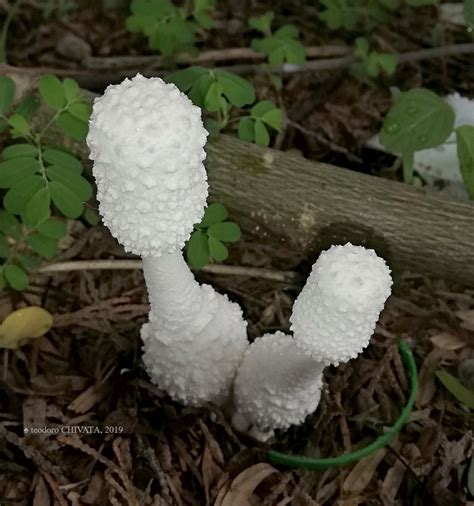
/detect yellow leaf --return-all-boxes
[0,306,53,349]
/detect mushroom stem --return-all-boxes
[142,252,203,330]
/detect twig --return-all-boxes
[136,435,172,506]
[2,43,473,89]
[287,120,363,163]
[84,45,351,70]
[37,259,302,283]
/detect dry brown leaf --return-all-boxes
[430,332,466,351]
[33,476,51,506]
[68,385,107,413]
[220,463,278,506]
[416,348,443,407]
[342,448,387,495]
[380,458,406,502]
[456,310,474,331]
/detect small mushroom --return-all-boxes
[291,243,392,365]
[87,74,248,406]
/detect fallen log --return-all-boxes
[2,69,473,286]
[205,135,474,287]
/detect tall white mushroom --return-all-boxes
[232,243,392,439]
[87,74,248,406]
[291,243,392,365]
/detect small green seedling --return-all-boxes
[380,88,455,184]
[126,0,215,57]
[249,11,305,65]
[168,66,283,145]
[352,37,397,79]
[0,74,94,290]
[186,203,241,269]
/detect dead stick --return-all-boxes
[37,259,301,283]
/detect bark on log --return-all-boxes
[205,135,474,287]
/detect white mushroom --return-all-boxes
[232,244,392,439]
[232,331,324,441]
[291,243,392,365]
[87,74,248,406]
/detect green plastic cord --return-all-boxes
[268,340,418,469]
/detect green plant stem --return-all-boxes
[402,152,415,184]
[0,0,23,64]
[268,340,418,469]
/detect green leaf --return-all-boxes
[254,118,270,146]
[186,230,210,269]
[8,114,30,136]
[204,82,224,112]
[0,117,7,134]
[465,0,474,31]
[27,233,58,259]
[249,11,274,33]
[56,112,88,141]
[275,24,299,39]
[46,166,93,201]
[208,235,228,262]
[167,66,209,92]
[188,73,215,108]
[15,94,40,119]
[0,77,15,114]
[4,176,44,215]
[214,70,255,107]
[377,53,397,74]
[0,211,22,240]
[43,148,82,174]
[3,144,38,159]
[4,265,28,291]
[37,218,66,239]
[0,235,10,258]
[251,100,275,117]
[49,181,83,218]
[436,370,474,408]
[207,221,241,242]
[203,117,222,135]
[380,88,455,154]
[406,0,437,5]
[39,74,66,110]
[83,207,100,226]
[238,117,255,142]
[456,125,474,199]
[68,103,92,123]
[63,78,80,102]
[0,157,39,188]
[24,187,51,227]
[199,203,228,228]
[468,456,474,496]
[18,255,40,271]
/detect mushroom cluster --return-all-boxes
[88,74,393,437]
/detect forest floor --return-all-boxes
[0,0,473,505]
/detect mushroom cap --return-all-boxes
[233,332,324,437]
[87,74,208,257]
[290,243,392,365]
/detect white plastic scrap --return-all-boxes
[232,331,324,441]
[87,75,248,406]
[291,243,392,365]
[413,93,474,199]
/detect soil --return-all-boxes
[0,1,473,504]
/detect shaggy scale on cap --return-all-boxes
[232,332,324,440]
[87,74,208,257]
[290,243,392,365]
